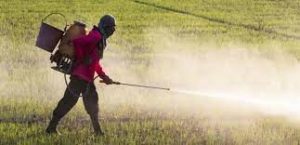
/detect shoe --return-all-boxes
[46,127,61,135]
[46,119,61,135]
[94,130,105,136]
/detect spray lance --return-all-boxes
[99,80,171,91]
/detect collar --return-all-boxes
[93,25,107,39]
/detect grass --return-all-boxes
[2,99,300,145]
[1,0,300,144]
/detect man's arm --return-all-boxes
[95,62,113,84]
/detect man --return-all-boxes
[46,14,117,135]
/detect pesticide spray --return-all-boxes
[172,89,300,117]
[98,29,300,120]
[102,79,300,118]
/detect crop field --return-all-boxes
[2,0,300,145]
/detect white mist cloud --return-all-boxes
[142,29,300,119]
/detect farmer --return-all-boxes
[46,14,116,135]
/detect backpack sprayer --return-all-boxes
[36,13,87,74]
[35,13,171,91]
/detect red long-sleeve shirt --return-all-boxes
[71,26,106,82]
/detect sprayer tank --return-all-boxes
[58,21,87,58]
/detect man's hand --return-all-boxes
[100,75,113,85]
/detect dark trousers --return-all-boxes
[49,76,102,132]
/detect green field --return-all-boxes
[2,0,300,145]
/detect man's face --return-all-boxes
[105,26,115,38]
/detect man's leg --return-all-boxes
[82,83,104,135]
[46,77,83,134]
